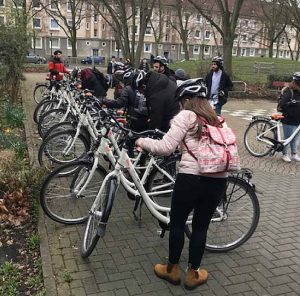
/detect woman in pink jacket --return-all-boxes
[136,79,227,290]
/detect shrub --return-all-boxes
[267,74,292,87]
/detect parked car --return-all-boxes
[81,56,104,65]
[25,52,47,64]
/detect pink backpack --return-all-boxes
[183,119,241,173]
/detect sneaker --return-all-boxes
[291,154,300,162]
[281,154,291,162]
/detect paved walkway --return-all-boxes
[22,73,300,296]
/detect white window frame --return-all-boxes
[249,48,255,57]
[33,17,41,29]
[205,30,211,40]
[94,13,98,22]
[232,48,237,56]
[102,23,106,31]
[279,50,283,58]
[86,22,90,30]
[0,0,4,7]
[114,42,121,52]
[50,18,60,30]
[194,30,201,39]
[93,28,98,37]
[204,46,210,55]
[32,37,42,49]
[50,0,58,10]
[50,37,60,49]
[32,0,41,10]
[144,43,152,53]
[67,38,72,49]
[145,26,152,35]
[193,45,199,54]
[196,14,202,23]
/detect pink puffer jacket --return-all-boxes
[139,110,227,178]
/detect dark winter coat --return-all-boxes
[81,68,107,98]
[280,85,300,125]
[145,71,179,132]
[205,70,233,105]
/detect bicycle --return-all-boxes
[244,114,300,157]
[79,111,260,257]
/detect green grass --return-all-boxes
[0,261,21,296]
[170,56,300,86]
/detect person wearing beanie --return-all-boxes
[175,68,189,86]
[48,49,70,81]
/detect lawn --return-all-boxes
[170,56,300,86]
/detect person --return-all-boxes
[137,70,179,132]
[135,79,227,290]
[48,49,70,82]
[205,56,233,115]
[107,56,116,88]
[80,68,108,98]
[139,58,150,72]
[152,56,176,82]
[279,72,300,162]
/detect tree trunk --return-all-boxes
[223,38,233,76]
[268,42,273,58]
[71,30,77,57]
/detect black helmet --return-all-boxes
[292,72,300,81]
[153,55,168,66]
[133,70,147,88]
[212,56,223,67]
[122,68,135,85]
[175,78,207,101]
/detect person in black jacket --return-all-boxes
[279,72,300,162]
[80,68,107,98]
[107,56,116,88]
[205,56,233,115]
[136,71,179,132]
[139,58,150,72]
[152,56,176,82]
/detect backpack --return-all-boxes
[133,90,148,116]
[92,67,109,92]
[277,86,293,112]
[183,120,241,173]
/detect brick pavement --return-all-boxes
[22,73,300,296]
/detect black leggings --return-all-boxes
[168,173,227,269]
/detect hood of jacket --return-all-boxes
[145,71,171,96]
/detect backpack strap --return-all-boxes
[182,139,198,161]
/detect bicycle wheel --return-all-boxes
[185,176,260,252]
[81,176,119,258]
[42,121,78,140]
[33,97,60,123]
[38,130,90,172]
[33,84,49,104]
[145,156,179,208]
[40,160,107,224]
[244,119,276,157]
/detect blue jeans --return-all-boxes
[214,103,222,115]
[282,124,300,155]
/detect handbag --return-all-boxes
[183,121,241,173]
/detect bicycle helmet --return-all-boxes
[292,72,300,81]
[175,78,208,101]
[153,55,168,66]
[122,68,135,85]
[133,70,147,88]
[212,56,223,67]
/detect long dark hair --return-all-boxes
[180,96,220,138]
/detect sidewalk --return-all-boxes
[22,73,300,296]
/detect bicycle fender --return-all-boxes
[102,176,119,223]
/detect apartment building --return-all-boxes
[0,0,297,61]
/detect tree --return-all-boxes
[41,0,87,57]
[92,0,155,67]
[188,0,245,75]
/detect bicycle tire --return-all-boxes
[40,160,107,224]
[145,156,179,208]
[33,97,61,123]
[42,121,78,140]
[38,129,90,172]
[38,108,76,138]
[33,84,49,104]
[81,176,119,258]
[244,119,276,157]
[184,176,260,252]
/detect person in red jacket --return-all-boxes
[48,50,69,81]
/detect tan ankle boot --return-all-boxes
[154,263,181,285]
[184,266,208,290]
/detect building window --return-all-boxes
[67,38,72,49]
[196,14,202,23]
[193,45,199,54]
[164,34,169,42]
[232,48,237,56]
[102,23,105,30]
[32,0,41,9]
[67,19,72,27]
[135,7,140,16]
[94,13,98,22]
[33,17,41,29]
[279,50,283,57]
[50,18,59,30]
[114,42,121,52]
[67,0,71,11]
[250,48,255,56]
[241,48,246,56]
[86,22,89,30]
[195,30,201,38]
[32,37,42,49]
[145,26,152,35]
[0,15,4,24]
[51,37,60,49]
[0,0,4,7]
[166,20,169,28]
[205,31,211,39]
[204,46,210,55]
[242,34,247,42]
[144,43,152,53]
[94,29,98,37]
[171,45,176,50]
[244,20,249,27]
[286,51,290,58]
[50,0,58,10]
